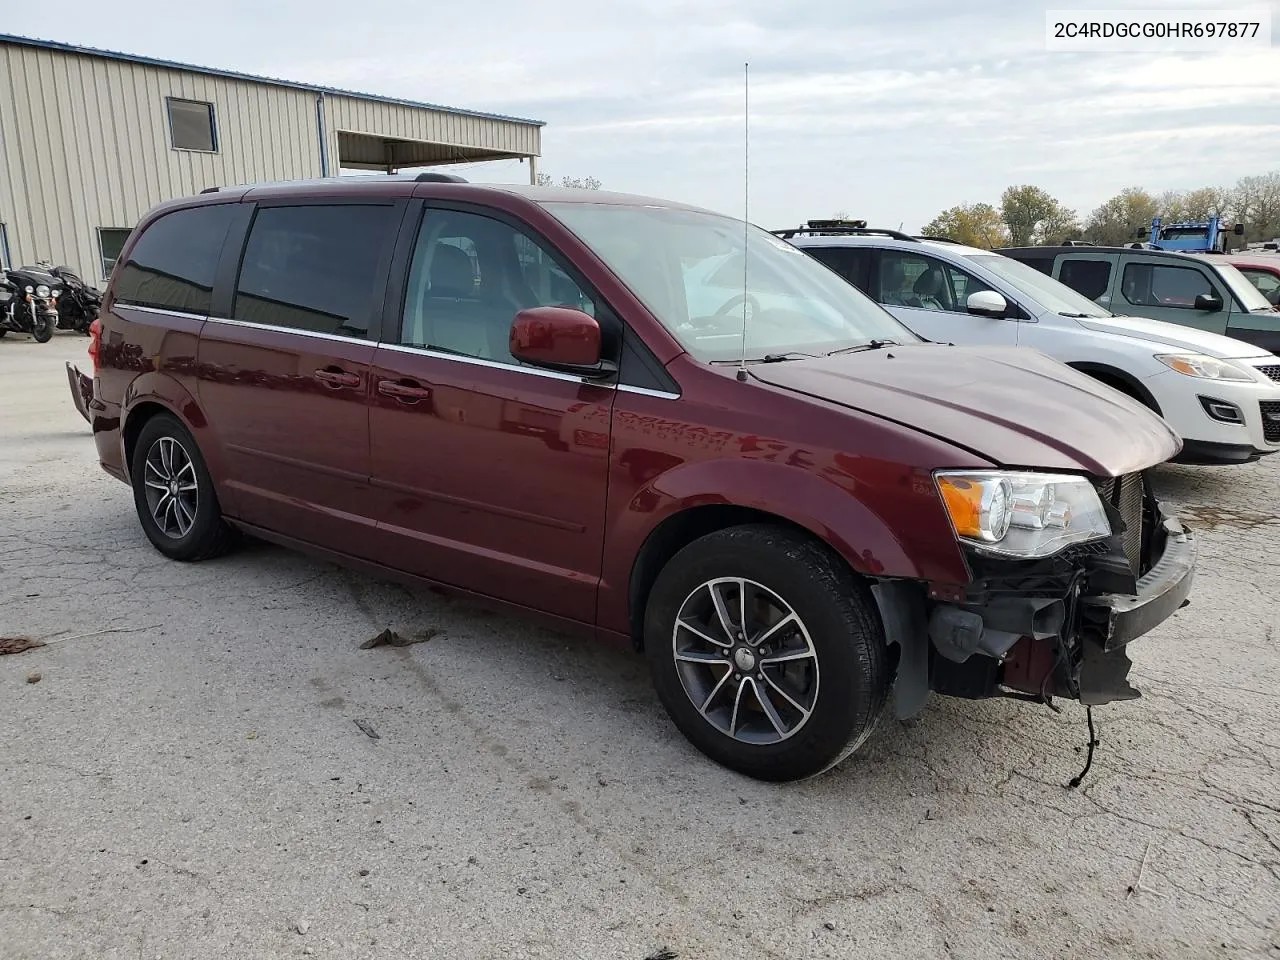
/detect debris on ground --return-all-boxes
[644,950,678,960]
[26,672,41,684]
[353,719,380,740]
[359,627,445,650]
[0,637,45,656]
[293,918,310,935]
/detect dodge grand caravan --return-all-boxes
[68,175,1196,781]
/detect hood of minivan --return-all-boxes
[1076,313,1273,359]
[750,344,1181,477]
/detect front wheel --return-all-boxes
[31,315,53,343]
[130,413,236,561]
[644,524,890,782]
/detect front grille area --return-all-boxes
[1262,400,1280,443]
[1257,364,1280,383]
[1093,472,1145,576]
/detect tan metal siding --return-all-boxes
[0,42,540,283]
[326,95,540,159]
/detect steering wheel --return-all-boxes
[713,293,762,320]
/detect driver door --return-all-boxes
[872,250,1020,347]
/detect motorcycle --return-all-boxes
[39,262,102,334]
[0,264,61,342]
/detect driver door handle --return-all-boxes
[314,367,361,389]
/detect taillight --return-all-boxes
[88,317,102,373]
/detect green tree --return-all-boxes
[920,203,1010,249]
[1084,188,1159,245]
[1000,185,1075,246]
[1232,172,1280,241]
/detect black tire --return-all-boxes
[0,329,7,339]
[644,524,889,782]
[31,316,53,343]
[129,412,236,561]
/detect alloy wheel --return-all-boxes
[671,577,820,744]
[142,436,199,539]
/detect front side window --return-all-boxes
[167,98,217,152]
[877,251,990,313]
[1057,258,1113,301]
[544,203,913,364]
[112,204,236,314]
[1121,263,1213,309]
[234,204,398,338]
[97,228,132,279]
[401,208,597,366]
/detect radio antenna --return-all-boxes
[736,61,750,382]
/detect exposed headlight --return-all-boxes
[24,285,33,293]
[35,284,50,297]
[1156,354,1254,381]
[935,471,1112,559]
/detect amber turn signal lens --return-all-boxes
[937,476,984,539]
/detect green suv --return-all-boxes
[999,244,1280,353]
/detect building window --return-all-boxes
[97,228,132,279]
[167,97,217,152]
[0,223,11,270]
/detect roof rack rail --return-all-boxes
[414,172,468,183]
[1061,239,1095,246]
[772,225,919,242]
[200,186,219,194]
[916,235,961,243]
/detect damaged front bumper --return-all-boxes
[874,476,1196,718]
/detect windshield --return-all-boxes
[1209,261,1274,311]
[543,202,916,362]
[964,254,1113,318]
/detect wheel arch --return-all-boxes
[119,373,236,514]
[626,504,828,649]
[1066,361,1162,416]
[609,458,964,649]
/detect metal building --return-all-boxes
[0,34,544,283]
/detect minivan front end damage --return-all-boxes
[874,471,1195,717]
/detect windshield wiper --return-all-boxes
[760,351,821,362]
[1058,311,1096,318]
[827,339,900,356]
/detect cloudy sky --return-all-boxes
[8,0,1280,230]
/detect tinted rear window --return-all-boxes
[234,204,398,339]
[112,204,236,314]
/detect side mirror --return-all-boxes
[967,290,1009,318]
[510,306,616,378]
[1193,293,1224,312]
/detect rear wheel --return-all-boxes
[130,413,236,561]
[645,524,890,782]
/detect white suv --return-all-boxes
[782,226,1280,465]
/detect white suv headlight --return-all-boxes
[935,471,1112,559]
[1155,354,1254,381]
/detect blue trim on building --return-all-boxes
[0,33,545,127]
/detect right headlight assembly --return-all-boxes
[934,471,1112,559]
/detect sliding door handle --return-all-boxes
[377,379,432,402]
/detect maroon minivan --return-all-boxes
[68,174,1196,781]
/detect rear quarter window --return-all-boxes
[111,204,237,314]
